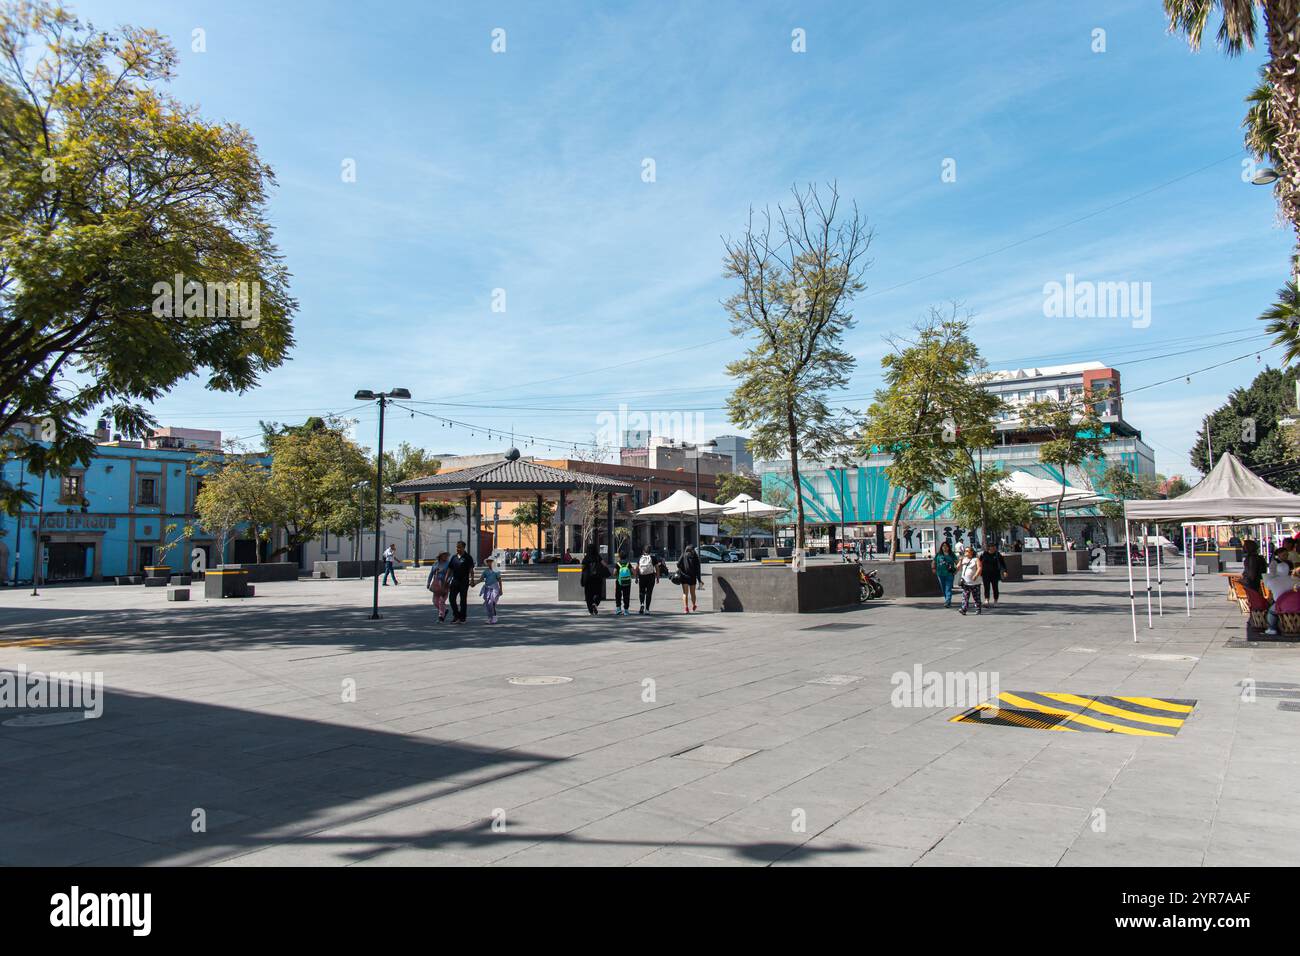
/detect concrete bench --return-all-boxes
[167,588,190,602]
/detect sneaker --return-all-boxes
[692,603,698,611]
[958,608,967,616]
[976,609,982,615]
[1267,628,1279,635]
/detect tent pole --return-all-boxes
[1125,518,1138,643]
[1182,525,1190,618]
[1156,521,1164,616]
[1143,522,1153,629]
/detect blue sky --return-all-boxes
[80,0,1291,476]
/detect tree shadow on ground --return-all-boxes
[0,678,856,867]
[0,598,724,655]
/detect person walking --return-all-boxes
[933,540,957,608]
[381,543,400,586]
[957,546,983,616]
[579,543,609,615]
[479,557,503,624]
[636,546,664,614]
[980,541,1007,607]
[613,552,634,616]
[677,545,703,613]
[425,550,451,623]
[446,541,476,623]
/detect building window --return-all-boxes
[58,474,84,504]
[138,477,158,505]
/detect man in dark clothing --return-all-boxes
[980,541,1007,606]
[446,541,476,623]
[579,544,609,615]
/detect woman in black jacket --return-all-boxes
[579,543,610,615]
[677,546,703,613]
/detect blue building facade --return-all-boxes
[1,435,266,585]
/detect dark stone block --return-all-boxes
[712,563,861,613]
[860,558,941,597]
[558,566,612,602]
[174,575,192,586]
[167,588,190,602]
[204,570,250,598]
[143,576,168,587]
[1021,551,1067,575]
[1001,553,1023,582]
[114,576,133,585]
[312,560,378,579]
[1195,554,1221,574]
[218,562,298,583]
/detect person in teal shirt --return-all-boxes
[933,540,958,608]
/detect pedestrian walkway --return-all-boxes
[0,571,1295,866]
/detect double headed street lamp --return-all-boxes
[354,388,411,620]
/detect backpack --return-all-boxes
[638,555,655,576]
[617,562,632,585]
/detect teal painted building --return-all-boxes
[2,424,271,585]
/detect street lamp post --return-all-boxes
[685,440,716,549]
[355,388,411,620]
[30,468,46,596]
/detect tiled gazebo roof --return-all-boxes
[392,457,634,497]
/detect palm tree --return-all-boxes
[1261,280,1300,363]
[1166,1,1298,225]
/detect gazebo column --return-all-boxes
[605,492,614,560]
[464,494,472,555]
[558,489,567,556]
[536,493,544,555]
[414,493,421,565]
[474,490,483,563]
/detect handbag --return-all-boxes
[669,571,682,585]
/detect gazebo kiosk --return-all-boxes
[391,451,635,567]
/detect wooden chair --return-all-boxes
[1279,612,1300,637]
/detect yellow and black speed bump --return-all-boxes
[950,691,1196,737]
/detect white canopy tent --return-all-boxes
[1122,453,1300,641]
[633,489,725,518]
[720,493,790,556]
[998,470,1100,506]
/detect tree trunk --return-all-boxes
[786,415,807,550]
[1056,482,1067,550]
[889,493,914,560]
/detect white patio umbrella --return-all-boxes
[721,493,789,557]
[633,489,725,517]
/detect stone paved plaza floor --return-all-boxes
[0,566,1297,867]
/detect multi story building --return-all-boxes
[711,434,753,473]
[757,360,1156,551]
[1,423,270,584]
[619,436,732,475]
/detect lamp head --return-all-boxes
[354,390,376,401]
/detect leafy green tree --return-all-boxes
[724,182,872,549]
[264,418,377,560]
[951,469,1034,542]
[862,308,990,556]
[715,472,761,537]
[1190,365,1299,491]
[1022,392,1109,549]
[0,4,295,514]
[192,446,275,564]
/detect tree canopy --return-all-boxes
[0,2,295,514]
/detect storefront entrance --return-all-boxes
[46,542,93,582]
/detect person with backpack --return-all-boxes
[579,543,609,615]
[613,552,634,616]
[677,545,703,613]
[425,550,451,623]
[636,546,663,614]
[957,546,983,616]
